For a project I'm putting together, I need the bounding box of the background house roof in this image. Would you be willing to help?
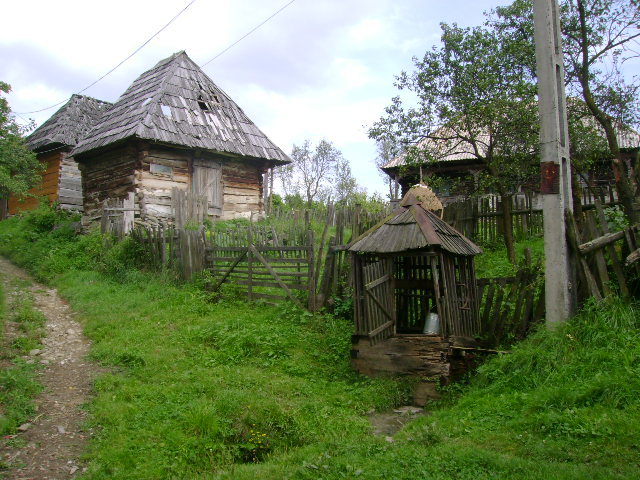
[26,94,112,152]
[72,51,290,165]
[383,120,640,172]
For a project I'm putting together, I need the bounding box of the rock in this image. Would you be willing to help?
[56,425,66,434]
[70,465,79,474]
[385,436,394,443]
[17,423,32,432]
[393,406,423,415]
[40,360,50,365]
[28,349,41,356]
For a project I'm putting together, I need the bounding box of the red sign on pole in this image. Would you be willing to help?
[540,162,559,194]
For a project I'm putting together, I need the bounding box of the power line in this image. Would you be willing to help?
[15,0,197,115]
[201,0,298,67]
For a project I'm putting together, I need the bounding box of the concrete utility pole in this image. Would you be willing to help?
[533,0,576,324]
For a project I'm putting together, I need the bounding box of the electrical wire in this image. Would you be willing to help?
[201,0,298,67]
[15,0,197,115]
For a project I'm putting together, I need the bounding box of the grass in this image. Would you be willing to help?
[1,206,639,479]
[475,235,545,278]
[0,276,45,437]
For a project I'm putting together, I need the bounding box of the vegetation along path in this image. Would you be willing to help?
[0,256,98,479]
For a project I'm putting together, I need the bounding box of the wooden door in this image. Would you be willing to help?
[192,158,223,217]
[362,258,395,343]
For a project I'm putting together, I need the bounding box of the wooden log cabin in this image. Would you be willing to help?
[6,95,111,215]
[348,185,483,395]
[71,51,290,227]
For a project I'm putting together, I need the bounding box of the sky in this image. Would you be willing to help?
[2,0,511,197]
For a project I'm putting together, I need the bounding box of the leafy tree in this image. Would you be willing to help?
[334,156,360,205]
[276,139,344,208]
[370,24,539,262]
[0,82,42,205]
[494,0,640,223]
[373,139,401,201]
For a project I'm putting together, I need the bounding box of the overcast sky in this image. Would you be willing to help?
[3,0,512,197]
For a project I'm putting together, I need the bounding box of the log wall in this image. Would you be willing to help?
[351,335,452,379]
[222,159,265,219]
[58,155,83,210]
[79,140,267,224]
[136,145,191,222]
[78,143,138,219]
[8,151,63,214]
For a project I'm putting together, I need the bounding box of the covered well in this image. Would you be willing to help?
[348,185,482,345]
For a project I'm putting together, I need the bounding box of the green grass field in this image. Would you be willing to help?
[0,206,638,479]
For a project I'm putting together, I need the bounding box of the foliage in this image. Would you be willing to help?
[369,23,539,263]
[0,281,45,436]
[493,0,640,223]
[275,139,369,208]
[0,81,43,200]
[373,139,401,201]
[2,205,640,478]
[276,139,342,206]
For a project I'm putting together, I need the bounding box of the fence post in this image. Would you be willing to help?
[307,228,316,311]
[248,216,254,301]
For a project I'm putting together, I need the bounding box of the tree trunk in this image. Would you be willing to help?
[499,191,516,264]
[570,168,583,227]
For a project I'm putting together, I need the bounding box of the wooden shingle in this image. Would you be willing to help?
[73,51,289,165]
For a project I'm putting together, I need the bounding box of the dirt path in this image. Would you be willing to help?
[0,257,99,480]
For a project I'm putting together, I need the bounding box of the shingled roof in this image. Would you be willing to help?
[348,186,481,256]
[72,51,290,165]
[27,94,112,152]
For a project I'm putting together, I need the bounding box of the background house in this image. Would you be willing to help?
[7,94,111,215]
[382,122,640,206]
[72,51,290,227]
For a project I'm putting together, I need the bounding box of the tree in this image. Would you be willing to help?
[0,82,42,204]
[370,24,539,263]
[334,156,359,205]
[494,0,640,223]
[373,139,401,201]
[277,139,343,207]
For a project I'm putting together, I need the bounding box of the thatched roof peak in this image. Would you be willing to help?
[72,51,290,165]
[400,184,443,211]
[27,94,112,152]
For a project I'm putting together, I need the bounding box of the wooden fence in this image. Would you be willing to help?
[476,253,545,347]
[567,200,639,303]
[443,194,543,245]
[443,184,620,246]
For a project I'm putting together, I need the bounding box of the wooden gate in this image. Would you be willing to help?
[356,258,395,344]
[205,226,316,310]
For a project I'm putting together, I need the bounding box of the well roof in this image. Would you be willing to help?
[27,94,112,152]
[348,187,480,256]
[72,51,290,165]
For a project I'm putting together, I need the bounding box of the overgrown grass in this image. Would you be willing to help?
[1,207,639,479]
[0,277,45,437]
[475,235,545,278]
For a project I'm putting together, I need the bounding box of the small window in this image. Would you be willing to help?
[150,163,173,176]
[197,96,210,112]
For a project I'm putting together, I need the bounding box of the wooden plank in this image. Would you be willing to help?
[591,201,629,297]
[565,210,602,301]
[249,245,304,310]
[367,320,394,338]
[585,213,612,296]
[578,230,626,254]
[210,250,248,291]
